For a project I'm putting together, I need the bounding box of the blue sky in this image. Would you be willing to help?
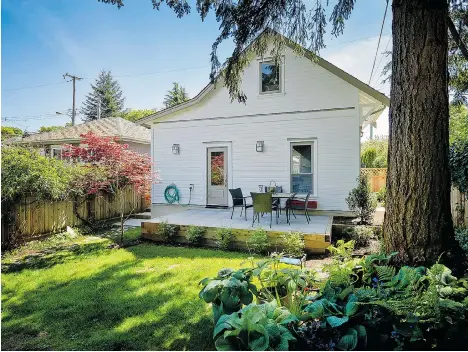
[1,0,391,135]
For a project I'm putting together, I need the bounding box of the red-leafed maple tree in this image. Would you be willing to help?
[64,131,159,244]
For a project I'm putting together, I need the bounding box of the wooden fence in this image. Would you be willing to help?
[451,187,468,227]
[2,186,146,246]
[361,168,467,226]
[361,168,387,193]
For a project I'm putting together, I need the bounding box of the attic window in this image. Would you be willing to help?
[260,61,281,93]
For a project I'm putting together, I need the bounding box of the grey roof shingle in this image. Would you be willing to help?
[16,117,150,145]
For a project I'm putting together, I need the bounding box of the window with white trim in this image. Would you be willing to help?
[260,61,281,93]
[291,142,314,194]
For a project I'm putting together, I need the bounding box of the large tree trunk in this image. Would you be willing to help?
[383,0,457,267]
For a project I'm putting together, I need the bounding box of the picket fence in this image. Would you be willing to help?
[1,186,147,246]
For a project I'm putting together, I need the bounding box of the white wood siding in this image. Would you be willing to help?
[151,46,361,210]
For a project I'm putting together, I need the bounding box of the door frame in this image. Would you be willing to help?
[203,141,232,207]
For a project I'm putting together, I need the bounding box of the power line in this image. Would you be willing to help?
[327,33,390,47]
[371,37,392,87]
[2,81,69,92]
[1,32,393,94]
[368,0,390,85]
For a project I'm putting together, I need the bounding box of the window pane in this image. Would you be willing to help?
[292,174,313,193]
[210,152,224,186]
[261,62,280,92]
[292,145,312,174]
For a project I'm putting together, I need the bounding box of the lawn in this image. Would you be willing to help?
[1,233,254,350]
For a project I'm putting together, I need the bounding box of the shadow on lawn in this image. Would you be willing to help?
[2,259,216,351]
[1,241,112,274]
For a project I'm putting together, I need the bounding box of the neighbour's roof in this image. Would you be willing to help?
[14,117,151,145]
[136,30,389,127]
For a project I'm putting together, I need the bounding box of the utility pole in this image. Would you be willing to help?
[63,73,83,126]
[97,97,101,120]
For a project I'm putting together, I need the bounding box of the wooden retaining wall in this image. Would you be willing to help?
[141,222,331,254]
[2,186,145,245]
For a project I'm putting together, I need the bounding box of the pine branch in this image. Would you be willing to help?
[448,15,468,61]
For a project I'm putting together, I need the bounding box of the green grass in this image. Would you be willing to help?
[1,241,254,350]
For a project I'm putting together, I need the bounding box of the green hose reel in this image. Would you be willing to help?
[164,183,191,205]
[164,184,180,204]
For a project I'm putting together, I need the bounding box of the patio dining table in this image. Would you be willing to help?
[271,193,308,224]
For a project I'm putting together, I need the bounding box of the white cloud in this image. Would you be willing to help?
[322,35,392,139]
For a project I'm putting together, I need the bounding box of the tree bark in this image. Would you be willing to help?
[384,0,458,267]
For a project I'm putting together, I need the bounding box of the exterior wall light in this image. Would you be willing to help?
[172,144,180,154]
[256,141,264,152]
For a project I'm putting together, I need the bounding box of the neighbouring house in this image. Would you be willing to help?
[137,32,389,211]
[6,117,151,157]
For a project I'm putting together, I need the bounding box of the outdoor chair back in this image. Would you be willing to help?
[229,188,244,206]
[251,192,273,213]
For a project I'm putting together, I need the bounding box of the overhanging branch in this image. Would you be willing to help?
[448,15,468,61]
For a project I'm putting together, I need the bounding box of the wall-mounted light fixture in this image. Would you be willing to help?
[172,144,180,154]
[256,141,264,152]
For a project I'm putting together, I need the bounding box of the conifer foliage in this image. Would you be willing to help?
[81,70,125,121]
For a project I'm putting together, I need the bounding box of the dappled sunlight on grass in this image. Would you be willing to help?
[2,243,257,350]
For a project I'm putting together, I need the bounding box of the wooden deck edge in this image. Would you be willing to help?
[141,221,331,254]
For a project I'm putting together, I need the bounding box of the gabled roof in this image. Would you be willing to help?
[136,30,389,127]
[14,117,151,145]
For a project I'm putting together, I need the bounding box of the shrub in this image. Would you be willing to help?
[376,186,386,204]
[360,136,388,168]
[343,225,374,247]
[1,146,77,203]
[157,221,177,243]
[246,228,269,254]
[346,175,377,224]
[455,227,468,257]
[186,226,205,245]
[280,231,305,257]
[215,227,233,250]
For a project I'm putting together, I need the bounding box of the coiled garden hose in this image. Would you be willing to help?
[164,183,192,205]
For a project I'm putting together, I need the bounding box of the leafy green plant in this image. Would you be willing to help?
[360,137,388,168]
[199,268,257,323]
[455,227,468,257]
[157,221,177,243]
[215,228,233,250]
[376,186,386,205]
[1,146,77,204]
[343,225,375,247]
[246,229,269,254]
[346,175,377,224]
[249,253,316,318]
[279,232,305,257]
[213,300,297,351]
[186,225,205,245]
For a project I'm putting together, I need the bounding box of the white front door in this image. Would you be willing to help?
[207,147,228,206]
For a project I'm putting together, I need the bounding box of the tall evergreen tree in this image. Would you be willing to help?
[81,70,125,122]
[99,0,467,267]
[163,82,189,108]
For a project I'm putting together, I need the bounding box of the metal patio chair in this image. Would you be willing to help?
[250,192,279,228]
[286,192,311,224]
[229,188,252,220]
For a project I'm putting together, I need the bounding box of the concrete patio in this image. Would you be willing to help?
[144,204,332,235]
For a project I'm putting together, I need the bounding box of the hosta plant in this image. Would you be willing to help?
[199,268,257,323]
[213,300,298,351]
